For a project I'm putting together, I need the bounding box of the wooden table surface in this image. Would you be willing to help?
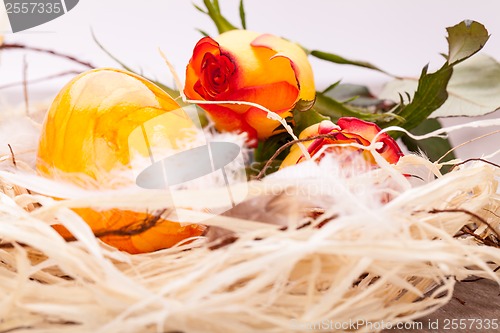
[383,280,500,333]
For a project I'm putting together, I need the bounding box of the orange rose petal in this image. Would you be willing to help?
[235,81,298,140]
[331,131,372,147]
[197,103,258,143]
[190,37,221,75]
[244,107,292,140]
[227,81,299,112]
[337,117,381,142]
[185,31,316,142]
[281,118,403,169]
[280,141,314,169]
[318,120,338,134]
[377,137,404,164]
[185,66,203,100]
[251,34,315,102]
[298,122,321,139]
[337,117,403,163]
[216,31,298,90]
[299,132,380,165]
[185,37,223,101]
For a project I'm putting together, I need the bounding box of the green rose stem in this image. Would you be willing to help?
[308,49,392,76]
[196,0,238,34]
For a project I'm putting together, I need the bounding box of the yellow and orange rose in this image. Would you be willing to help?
[281,117,404,168]
[184,30,315,146]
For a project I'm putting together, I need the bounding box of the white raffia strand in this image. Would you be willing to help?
[1,92,500,332]
[0,152,499,333]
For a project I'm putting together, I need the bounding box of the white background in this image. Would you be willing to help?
[0,0,499,161]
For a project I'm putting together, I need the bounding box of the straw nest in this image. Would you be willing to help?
[0,111,499,333]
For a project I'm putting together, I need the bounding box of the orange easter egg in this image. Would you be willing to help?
[36,68,204,254]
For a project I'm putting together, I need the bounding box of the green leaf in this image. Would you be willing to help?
[213,0,220,12]
[310,50,391,75]
[193,3,208,14]
[264,101,320,157]
[378,64,453,135]
[321,80,341,94]
[199,0,238,34]
[447,20,490,65]
[254,132,291,163]
[196,28,210,37]
[239,0,247,30]
[292,106,329,136]
[434,54,500,117]
[382,54,500,118]
[314,92,396,123]
[92,30,181,99]
[376,20,489,136]
[401,118,456,173]
[294,98,315,112]
[196,105,210,128]
[324,83,396,111]
[91,30,135,73]
[150,80,180,99]
[325,83,373,102]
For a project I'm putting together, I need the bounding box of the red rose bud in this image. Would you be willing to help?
[281,117,404,168]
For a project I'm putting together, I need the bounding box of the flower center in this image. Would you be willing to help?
[199,52,235,98]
